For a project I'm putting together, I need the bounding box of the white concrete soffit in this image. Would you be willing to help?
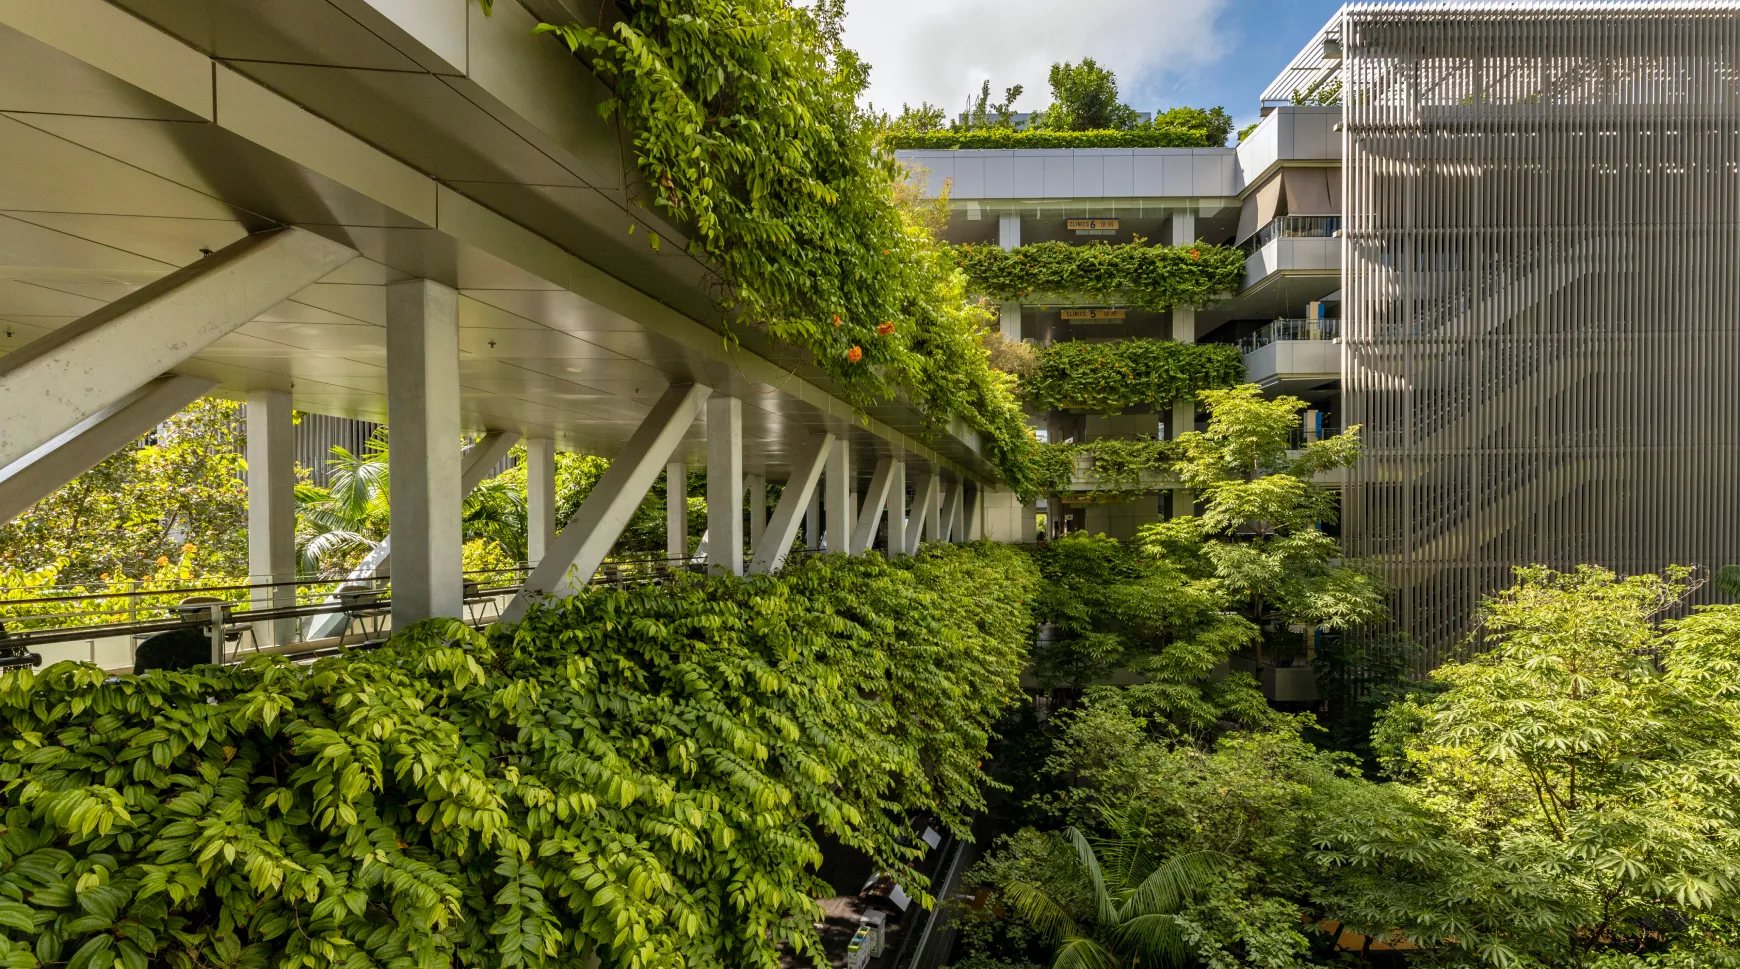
[0,0,983,484]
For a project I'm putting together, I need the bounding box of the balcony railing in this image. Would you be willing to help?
[1240,215,1342,254]
[1239,317,1340,354]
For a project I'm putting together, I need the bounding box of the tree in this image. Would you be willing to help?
[1139,385,1387,670]
[889,100,948,134]
[1315,566,1740,965]
[957,80,1025,130]
[1152,106,1235,147]
[0,397,248,585]
[295,428,391,574]
[1032,59,1139,132]
[1000,826,1220,969]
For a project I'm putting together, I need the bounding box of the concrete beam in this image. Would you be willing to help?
[805,487,822,551]
[0,373,213,524]
[746,473,766,551]
[965,483,984,541]
[526,438,557,566]
[908,472,940,555]
[387,278,464,627]
[850,457,895,555]
[940,479,963,543]
[247,389,297,646]
[749,433,834,574]
[707,396,744,576]
[505,383,711,620]
[0,227,354,468]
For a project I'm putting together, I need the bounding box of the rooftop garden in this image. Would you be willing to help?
[882,59,1235,150]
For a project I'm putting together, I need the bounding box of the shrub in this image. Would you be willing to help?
[886,128,1224,151]
[0,544,1036,969]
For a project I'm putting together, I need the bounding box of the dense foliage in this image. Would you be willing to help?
[957,694,1365,969]
[953,241,1245,312]
[526,1,1040,493]
[0,399,247,585]
[885,58,1233,148]
[886,128,1230,151]
[1316,566,1740,966]
[1031,438,1178,496]
[1017,340,1246,414]
[0,543,1037,969]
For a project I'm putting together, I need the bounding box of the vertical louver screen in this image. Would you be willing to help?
[1341,2,1740,663]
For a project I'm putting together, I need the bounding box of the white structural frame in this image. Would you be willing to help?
[0,228,354,469]
[749,432,834,574]
[505,383,712,620]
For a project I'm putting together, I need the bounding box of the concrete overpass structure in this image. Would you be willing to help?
[0,0,1018,648]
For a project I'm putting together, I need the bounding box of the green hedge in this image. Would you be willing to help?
[0,544,1037,969]
[1019,339,1247,414]
[952,242,1245,313]
[886,128,1222,151]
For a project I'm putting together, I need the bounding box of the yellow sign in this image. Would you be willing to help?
[1066,218,1120,230]
[1061,308,1128,320]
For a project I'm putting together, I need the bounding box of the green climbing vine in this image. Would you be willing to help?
[0,544,1037,969]
[1018,339,1247,414]
[1032,437,1181,495]
[884,128,1225,151]
[953,240,1245,312]
[517,2,1041,496]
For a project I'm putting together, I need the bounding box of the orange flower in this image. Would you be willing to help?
[877,321,896,335]
[847,346,863,363]
[1189,248,1201,261]
[832,314,842,327]
[156,556,169,566]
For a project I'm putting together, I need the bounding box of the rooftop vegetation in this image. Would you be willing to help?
[883,58,1235,150]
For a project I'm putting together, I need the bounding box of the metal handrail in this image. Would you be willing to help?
[1239,317,1341,353]
[1240,214,1342,253]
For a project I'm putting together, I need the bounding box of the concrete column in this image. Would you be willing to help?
[965,484,984,541]
[526,438,557,566]
[1171,210,1196,247]
[746,473,766,551]
[999,213,1021,250]
[707,396,744,575]
[887,459,907,557]
[387,278,463,627]
[825,438,851,554]
[1171,208,1198,521]
[665,459,687,560]
[246,389,296,645]
[805,488,822,550]
[999,301,1022,342]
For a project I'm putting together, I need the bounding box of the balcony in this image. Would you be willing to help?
[1241,317,1341,390]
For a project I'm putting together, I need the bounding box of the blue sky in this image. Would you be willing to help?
[843,0,1344,136]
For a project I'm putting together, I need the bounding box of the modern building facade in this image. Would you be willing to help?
[1326,2,1740,658]
[907,1,1740,662]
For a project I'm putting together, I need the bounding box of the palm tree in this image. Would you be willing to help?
[1002,826,1221,969]
[295,430,390,575]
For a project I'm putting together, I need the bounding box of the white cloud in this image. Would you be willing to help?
[842,0,1234,119]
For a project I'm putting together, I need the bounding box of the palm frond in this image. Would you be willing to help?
[1113,913,1193,969]
[1117,851,1223,924]
[1001,878,1085,948]
[1052,936,1116,969]
[1066,827,1121,929]
[297,529,379,576]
